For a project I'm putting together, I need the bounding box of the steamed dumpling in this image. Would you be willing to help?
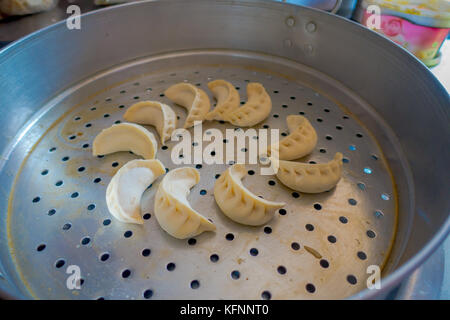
[154,167,216,239]
[268,115,317,160]
[164,83,210,128]
[225,83,272,127]
[275,153,343,193]
[214,164,285,226]
[123,101,177,144]
[106,159,166,224]
[92,122,158,159]
[205,79,240,121]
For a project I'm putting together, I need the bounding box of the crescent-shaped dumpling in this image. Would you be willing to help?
[224,83,272,127]
[275,153,343,193]
[205,80,240,121]
[106,159,166,224]
[164,83,210,128]
[154,167,216,239]
[92,122,158,159]
[123,101,177,144]
[214,164,285,226]
[268,115,318,160]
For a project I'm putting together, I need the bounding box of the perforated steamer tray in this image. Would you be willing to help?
[3,50,398,300]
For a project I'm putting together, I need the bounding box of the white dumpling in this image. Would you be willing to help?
[154,167,216,239]
[92,122,158,159]
[214,164,285,226]
[224,83,272,127]
[268,115,317,160]
[106,159,166,224]
[275,153,343,193]
[164,83,210,128]
[205,79,240,121]
[123,101,177,144]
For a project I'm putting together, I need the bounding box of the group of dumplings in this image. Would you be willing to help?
[162,80,273,127]
[268,115,343,193]
[91,79,343,239]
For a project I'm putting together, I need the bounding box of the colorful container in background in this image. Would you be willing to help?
[354,0,450,67]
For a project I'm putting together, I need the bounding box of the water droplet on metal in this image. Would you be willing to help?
[306,21,317,33]
[374,210,384,218]
[305,43,314,55]
[285,16,295,27]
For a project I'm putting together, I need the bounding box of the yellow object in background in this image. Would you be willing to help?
[355,0,450,67]
[366,0,450,21]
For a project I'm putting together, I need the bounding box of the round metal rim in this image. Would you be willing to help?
[0,0,449,300]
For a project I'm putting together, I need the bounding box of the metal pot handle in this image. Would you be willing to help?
[331,0,342,14]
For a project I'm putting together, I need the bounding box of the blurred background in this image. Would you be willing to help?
[0,1,448,68]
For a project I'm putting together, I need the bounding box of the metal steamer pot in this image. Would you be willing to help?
[0,0,448,299]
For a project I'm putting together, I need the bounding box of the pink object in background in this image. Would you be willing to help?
[361,12,449,65]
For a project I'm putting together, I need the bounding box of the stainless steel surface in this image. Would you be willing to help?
[441,238,450,299]
[0,0,449,299]
[426,40,450,301]
[0,0,344,42]
[384,38,450,301]
[2,55,398,299]
[366,25,450,303]
[393,244,444,300]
